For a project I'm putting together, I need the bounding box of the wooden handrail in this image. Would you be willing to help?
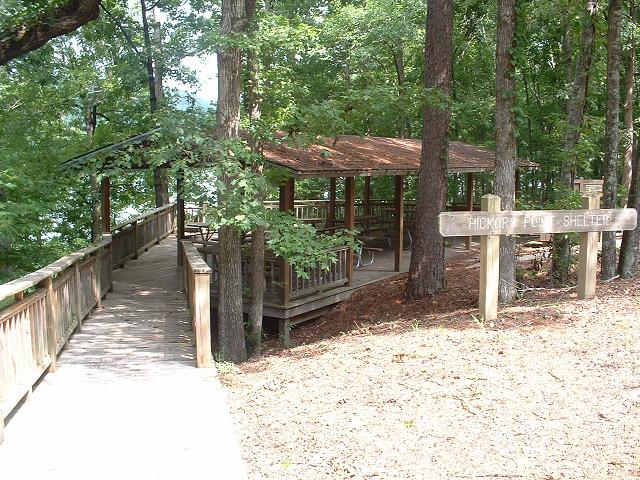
[1,204,177,443]
[110,202,176,232]
[181,240,213,368]
[110,204,176,268]
[0,238,111,303]
[0,234,114,443]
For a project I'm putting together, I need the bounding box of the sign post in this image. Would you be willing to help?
[479,195,500,321]
[577,194,600,299]
[439,194,637,319]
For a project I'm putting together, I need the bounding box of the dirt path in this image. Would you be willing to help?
[223,262,640,479]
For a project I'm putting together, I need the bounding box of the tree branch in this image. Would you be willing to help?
[0,0,101,66]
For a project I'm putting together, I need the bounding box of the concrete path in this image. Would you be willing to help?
[0,238,247,480]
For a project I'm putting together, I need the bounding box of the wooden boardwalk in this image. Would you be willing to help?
[0,238,247,480]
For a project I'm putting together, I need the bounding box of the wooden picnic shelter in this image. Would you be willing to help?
[60,131,538,343]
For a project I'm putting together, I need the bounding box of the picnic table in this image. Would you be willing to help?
[187,222,215,242]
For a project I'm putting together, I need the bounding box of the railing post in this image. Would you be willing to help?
[92,253,101,310]
[156,210,161,244]
[103,234,113,292]
[0,400,4,444]
[40,277,58,372]
[193,272,213,368]
[280,259,291,305]
[133,220,139,260]
[74,261,83,331]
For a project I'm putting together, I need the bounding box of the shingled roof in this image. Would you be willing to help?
[262,135,538,178]
[60,129,538,177]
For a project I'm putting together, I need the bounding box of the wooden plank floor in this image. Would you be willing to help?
[0,237,247,480]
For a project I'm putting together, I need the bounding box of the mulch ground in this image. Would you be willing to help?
[221,250,640,479]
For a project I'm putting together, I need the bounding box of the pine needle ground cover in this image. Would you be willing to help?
[221,254,640,480]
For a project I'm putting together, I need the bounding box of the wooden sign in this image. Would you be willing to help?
[439,208,637,237]
[439,194,638,321]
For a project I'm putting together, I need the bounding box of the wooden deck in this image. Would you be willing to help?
[261,238,475,344]
[0,238,247,480]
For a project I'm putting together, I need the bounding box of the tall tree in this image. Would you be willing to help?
[618,134,640,276]
[406,0,453,299]
[554,0,597,282]
[217,0,249,362]
[140,0,169,207]
[601,0,623,280]
[622,0,636,206]
[245,0,265,356]
[494,0,518,302]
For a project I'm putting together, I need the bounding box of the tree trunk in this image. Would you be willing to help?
[406,0,452,299]
[601,0,623,280]
[622,0,636,207]
[554,1,597,282]
[391,45,410,138]
[618,133,640,276]
[494,0,518,302]
[140,0,168,207]
[0,0,100,65]
[85,102,101,243]
[216,0,248,363]
[246,1,264,357]
[560,1,597,187]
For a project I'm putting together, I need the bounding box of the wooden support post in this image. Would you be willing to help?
[0,400,4,444]
[465,172,475,250]
[279,319,291,347]
[101,177,111,233]
[279,177,295,212]
[156,210,161,244]
[363,177,372,216]
[394,175,404,272]
[132,220,139,260]
[345,177,355,285]
[177,169,185,266]
[92,254,101,310]
[74,262,83,330]
[328,178,337,227]
[479,194,500,321]
[41,277,58,372]
[193,273,213,368]
[102,233,113,292]
[279,178,295,305]
[577,194,600,299]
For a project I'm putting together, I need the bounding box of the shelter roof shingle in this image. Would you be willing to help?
[262,135,538,178]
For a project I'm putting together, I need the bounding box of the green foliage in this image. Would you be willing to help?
[265,211,359,277]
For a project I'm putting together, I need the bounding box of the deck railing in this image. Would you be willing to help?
[289,246,350,300]
[0,237,113,443]
[193,241,351,306]
[111,203,176,268]
[181,241,213,368]
[0,203,178,443]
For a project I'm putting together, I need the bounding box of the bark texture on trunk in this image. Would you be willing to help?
[494,0,518,302]
[0,0,100,65]
[139,1,169,206]
[554,1,597,282]
[216,0,249,363]
[406,0,452,299]
[246,8,265,356]
[560,1,597,186]
[622,0,636,206]
[601,0,623,280]
[619,134,640,276]
[86,102,101,242]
